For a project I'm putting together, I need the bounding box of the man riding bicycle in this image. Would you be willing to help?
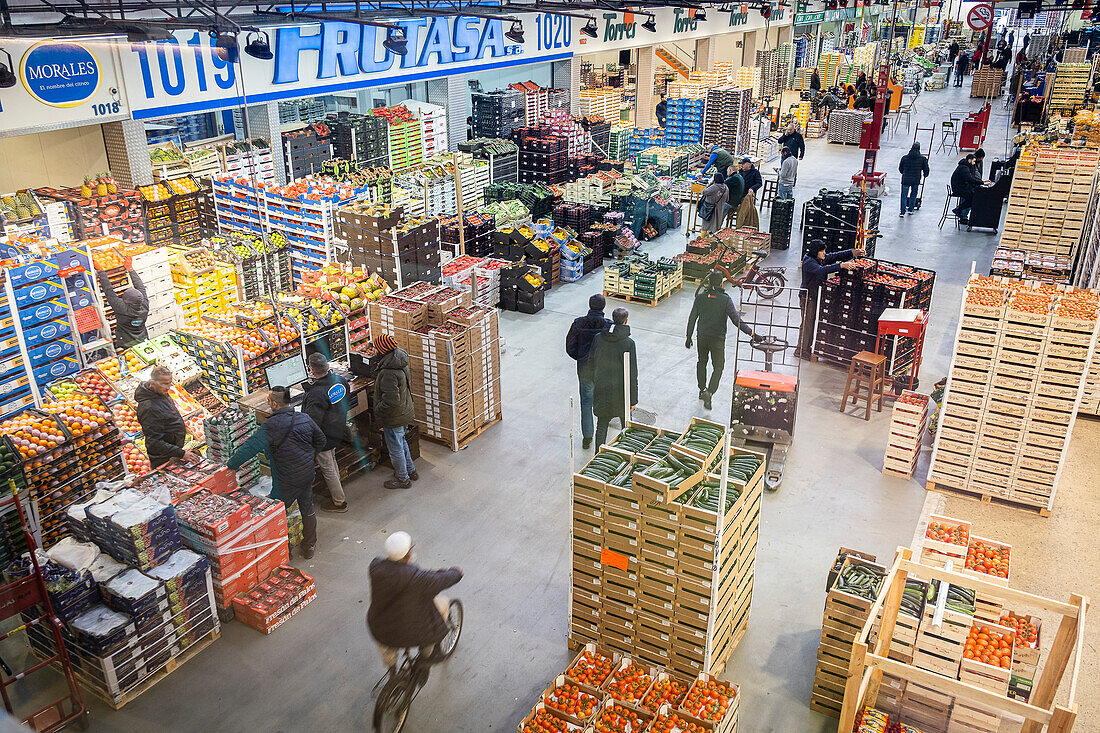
[367,532,463,672]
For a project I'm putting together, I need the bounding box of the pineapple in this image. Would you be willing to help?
[95,174,108,196]
[106,174,118,194]
[80,177,93,197]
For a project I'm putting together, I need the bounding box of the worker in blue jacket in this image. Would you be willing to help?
[795,239,864,359]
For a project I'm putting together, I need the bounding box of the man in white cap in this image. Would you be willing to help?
[367,531,463,672]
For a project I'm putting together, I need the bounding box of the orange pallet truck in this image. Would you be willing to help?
[0,488,88,731]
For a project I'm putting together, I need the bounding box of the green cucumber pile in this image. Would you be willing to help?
[899,579,925,619]
[834,563,886,600]
[691,479,742,513]
[608,464,639,488]
[641,432,680,458]
[716,455,762,483]
[610,427,657,453]
[931,581,976,616]
[580,452,629,481]
[678,423,724,455]
[641,452,702,487]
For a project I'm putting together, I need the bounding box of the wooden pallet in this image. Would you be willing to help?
[925,480,1051,517]
[421,413,503,452]
[603,288,678,307]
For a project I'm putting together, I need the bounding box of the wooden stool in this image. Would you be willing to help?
[841,351,887,420]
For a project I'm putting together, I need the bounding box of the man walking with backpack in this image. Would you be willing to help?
[566,294,612,449]
[302,352,351,512]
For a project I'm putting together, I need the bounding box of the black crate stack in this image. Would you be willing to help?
[458,138,519,184]
[703,87,753,155]
[282,124,333,180]
[499,263,548,314]
[337,206,442,285]
[770,197,795,250]
[514,128,569,185]
[442,213,495,257]
[569,154,603,180]
[581,117,612,153]
[472,89,525,139]
[813,259,936,379]
[802,189,881,258]
[329,113,389,166]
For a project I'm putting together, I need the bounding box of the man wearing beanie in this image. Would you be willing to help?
[373,333,417,489]
[565,293,611,449]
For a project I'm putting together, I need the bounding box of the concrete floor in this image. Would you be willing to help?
[10,84,1098,732]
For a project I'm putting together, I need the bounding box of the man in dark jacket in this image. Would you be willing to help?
[686,272,760,410]
[796,240,863,359]
[566,294,612,449]
[778,123,806,160]
[739,157,763,195]
[302,352,350,512]
[372,333,417,490]
[810,68,821,92]
[591,308,638,448]
[227,387,326,558]
[368,531,462,672]
[898,142,930,216]
[97,261,149,349]
[702,145,737,177]
[135,365,199,469]
[951,155,983,224]
[724,165,745,227]
[954,53,969,86]
[656,94,668,128]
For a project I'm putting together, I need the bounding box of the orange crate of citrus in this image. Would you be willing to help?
[0,411,68,458]
[42,392,112,438]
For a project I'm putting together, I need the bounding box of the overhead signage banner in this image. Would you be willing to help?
[574,4,790,53]
[0,37,128,136]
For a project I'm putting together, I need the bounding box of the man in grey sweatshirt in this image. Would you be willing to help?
[777,146,798,200]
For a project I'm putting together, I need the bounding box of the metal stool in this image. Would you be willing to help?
[841,351,887,421]
[938,120,958,154]
[894,100,915,133]
[939,184,963,229]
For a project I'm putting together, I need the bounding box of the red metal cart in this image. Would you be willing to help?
[0,490,87,731]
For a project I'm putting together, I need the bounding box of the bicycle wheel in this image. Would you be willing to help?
[373,676,411,733]
[436,599,464,660]
[754,272,785,300]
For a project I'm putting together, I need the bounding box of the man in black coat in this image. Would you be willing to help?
[739,157,763,195]
[135,365,200,468]
[368,531,462,672]
[373,333,418,490]
[228,387,326,558]
[686,272,760,410]
[302,352,350,512]
[778,123,806,160]
[656,93,668,128]
[591,308,638,447]
[97,261,150,349]
[951,154,983,224]
[796,240,863,359]
[898,142,930,216]
[565,294,611,449]
[810,68,821,92]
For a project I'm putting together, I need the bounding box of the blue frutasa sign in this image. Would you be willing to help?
[22,41,101,107]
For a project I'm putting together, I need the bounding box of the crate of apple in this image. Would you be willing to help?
[0,411,69,459]
[604,659,653,704]
[43,393,112,438]
[681,675,737,724]
[122,441,152,475]
[542,676,599,722]
[111,403,142,437]
[75,369,120,403]
[48,379,79,399]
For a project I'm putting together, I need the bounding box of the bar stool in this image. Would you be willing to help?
[939,184,962,229]
[841,351,887,420]
[938,119,958,154]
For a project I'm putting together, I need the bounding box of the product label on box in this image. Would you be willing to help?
[20,299,68,328]
[22,319,71,348]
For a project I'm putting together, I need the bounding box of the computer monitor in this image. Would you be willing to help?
[265,354,308,391]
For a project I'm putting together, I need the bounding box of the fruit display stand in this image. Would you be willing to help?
[1000,144,1098,259]
[1047,63,1091,112]
[882,391,930,479]
[37,185,147,246]
[516,646,738,733]
[836,546,1086,733]
[336,203,442,288]
[926,275,1100,514]
[571,421,763,678]
[169,248,237,324]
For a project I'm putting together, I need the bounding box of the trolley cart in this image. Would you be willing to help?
[911,125,935,210]
[0,488,88,732]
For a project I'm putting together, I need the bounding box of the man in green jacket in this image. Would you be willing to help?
[373,333,418,490]
[686,272,762,410]
[591,308,638,447]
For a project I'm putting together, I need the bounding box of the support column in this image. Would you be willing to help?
[552,59,581,116]
[102,119,153,189]
[243,102,287,185]
[780,24,794,44]
[695,37,714,72]
[428,75,468,150]
[742,31,757,66]
[636,45,656,128]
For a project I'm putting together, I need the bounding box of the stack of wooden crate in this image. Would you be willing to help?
[882,391,930,479]
[571,420,764,679]
[927,275,1100,513]
[1049,63,1092,110]
[970,67,1004,97]
[1000,144,1098,258]
[810,554,886,718]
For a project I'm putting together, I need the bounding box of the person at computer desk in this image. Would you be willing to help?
[302,352,351,513]
[135,365,200,469]
[227,387,326,560]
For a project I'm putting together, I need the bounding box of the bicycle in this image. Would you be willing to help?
[372,599,464,733]
[704,248,787,300]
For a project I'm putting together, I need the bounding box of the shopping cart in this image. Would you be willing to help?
[0,488,87,731]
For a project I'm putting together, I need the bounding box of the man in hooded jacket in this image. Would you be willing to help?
[951,155,983,224]
[373,333,418,490]
[97,262,149,348]
[591,308,638,448]
[302,352,351,512]
[898,142,930,216]
[565,294,612,448]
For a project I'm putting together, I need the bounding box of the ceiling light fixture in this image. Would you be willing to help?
[582,16,599,37]
[506,19,525,43]
[244,29,273,60]
[695,7,708,21]
[383,26,408,56]
[210,29,239,63]
[642,14,657,31]
[0,51,14,89]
